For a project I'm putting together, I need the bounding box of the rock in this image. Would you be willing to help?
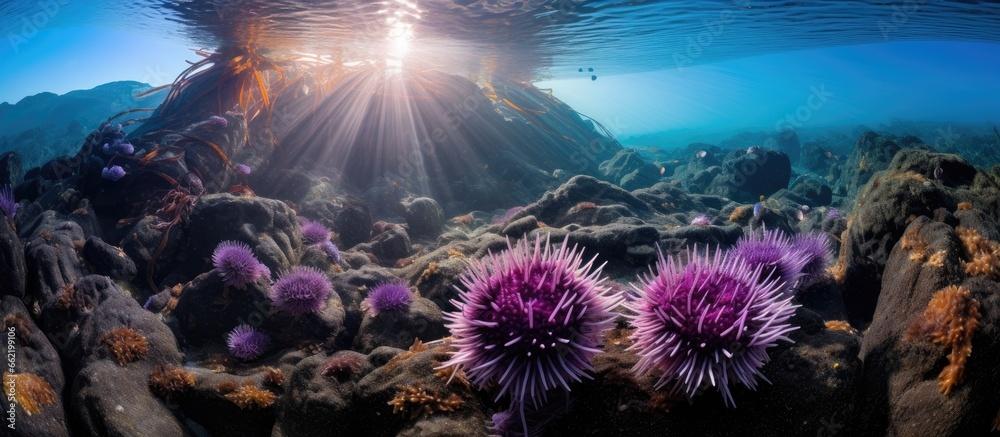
[599,149,660,190]
[786,175,833,207]
[0,218,26,298]
[353,297,448,352]
[171,270,345,349]
[403,197,445,239]
[37,275,187,437]
[521,175,654,226]
[169,366,286,437]
[837,131,928,198]
[1,296,71,437]
[858,216,1000,436]
[834,149,1000,325]
[23,215,85,310]
[369,225,412,262]
[706,149,791,203]
[501,215,540,238]
[335,201,373,248]
[279,341,487,437]
[82,236,137,281]
[0,151,23,186]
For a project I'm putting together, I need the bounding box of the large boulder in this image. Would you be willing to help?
[705,149,792,203]
[599,149,661,190]
[403,197,445,239]
[858,216,1000,436]
[0,218,26,298]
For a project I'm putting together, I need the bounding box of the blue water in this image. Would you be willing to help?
[1,0,999,139]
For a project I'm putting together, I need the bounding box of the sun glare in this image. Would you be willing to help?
[381,0,421,73]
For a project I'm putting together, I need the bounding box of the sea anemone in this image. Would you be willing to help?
[0,185,17,219]
[690,214,712,226]
[212,241,270,289]
[101,165,126,181]
[791,232,834,277]
[226,324,269,360]
[441,235,621,424]
[320,240,341,263]
[627,246,798,406]
[728,228,808,293]
[299,218,331,245]
[363,281,413,316]
[269,266,333,314]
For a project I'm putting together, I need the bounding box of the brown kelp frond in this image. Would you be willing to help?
[101,327,150,366]
[3,372,57,416]
[166,131,233,169]
[905,285,981,395]
[149,365,196,400]
[824,320,858,335]
[388,385,464,419]
[224,384,277,409]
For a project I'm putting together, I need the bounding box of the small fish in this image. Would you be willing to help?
[797,209,806,222]
[934,166,944,180]
[588,67,594,72]
[578,68,583,72]
[746,145,761,154]
[591,75,597,81]
[659,166,666,176]
[753,202,764,219]
[696,150,708,159]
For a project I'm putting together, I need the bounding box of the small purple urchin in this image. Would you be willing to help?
[299,218,331,245]
[226,324,269,360]
[212,241,270,288]
[728,228,808,293]
[0,185,17,219]
[270,266,333,314]
[363,281,412,316]
[441,235,621,415]
[627,246,799,407]
[791,232,834,277]
[320,240,341,263]
[690,214,711,226]
[101,165,126,181]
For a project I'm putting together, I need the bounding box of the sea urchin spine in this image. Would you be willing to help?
[627,246,798,407]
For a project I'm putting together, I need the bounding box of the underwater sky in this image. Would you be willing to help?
[1,1,998,141]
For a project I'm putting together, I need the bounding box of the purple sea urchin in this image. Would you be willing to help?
[729,228,808,293]
[226,324,269,360]
[442,236,621,415]
[320,240,341,263]
[0,185,17,219]
[690,214,711,226]
[212,241,270,289]
[363,282,413,316]
[270,266,333,314]
[627,246,798,406]
[101,165,126,181]
[235,163,252,175]
[299,218,331,245]
[791,232,834,277]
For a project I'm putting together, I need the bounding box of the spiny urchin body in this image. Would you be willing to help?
[442,235,621,410]
[320,240,341,263]
[791,232,833,277]
[101,165,126,181]
[363,281,412,316]
[212,241,270,288]
[627,246,798,406]
[690,214,711,226]
[728,228,808,293]
[299,218,331,245]
[226,324,269,360]
[270,266,333,314]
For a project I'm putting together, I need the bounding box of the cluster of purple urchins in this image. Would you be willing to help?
[212,241,271,288]
[442,235,621,432]
[270,266,333,314]
[298,218,341,262]
[627,246,799,407]
[363,281,413,316]
[729,228,832,293]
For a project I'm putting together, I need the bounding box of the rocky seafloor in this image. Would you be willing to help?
[1,74,1000,437]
